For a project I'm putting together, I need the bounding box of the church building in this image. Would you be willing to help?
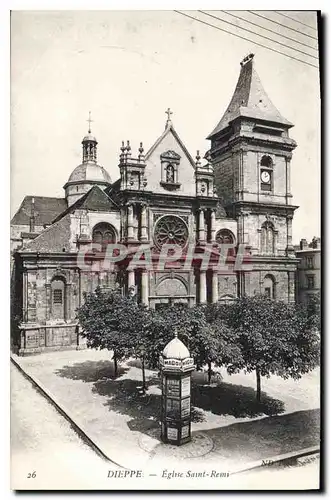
[11,54,299,355]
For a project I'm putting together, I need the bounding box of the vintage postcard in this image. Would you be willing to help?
[10,9,321,491]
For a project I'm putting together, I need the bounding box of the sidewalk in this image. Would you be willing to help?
[11,348,320,473]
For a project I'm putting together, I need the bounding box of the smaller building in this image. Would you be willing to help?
[295,237,321,304]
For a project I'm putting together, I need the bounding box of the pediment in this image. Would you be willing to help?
[160,150,181,161]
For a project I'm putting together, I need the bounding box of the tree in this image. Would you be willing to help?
[77,286,148,378]
[228,295,320,402]
[143,304,241,384]
[143,305,217,372]
[142,305,194,370]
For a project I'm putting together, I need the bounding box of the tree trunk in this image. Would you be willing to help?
[113,351,118,378]
[208,361,212,385]
[256,368,261,402]
[142,356,147,393]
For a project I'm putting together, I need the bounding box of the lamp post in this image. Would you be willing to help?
[159,331,195,446]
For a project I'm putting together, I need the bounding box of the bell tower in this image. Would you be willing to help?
[206,54,299,301]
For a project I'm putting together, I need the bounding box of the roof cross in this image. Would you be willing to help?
[165,107,173,122]
[87,111,93,133]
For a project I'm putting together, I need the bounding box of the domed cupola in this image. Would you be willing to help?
[64,113,112,207]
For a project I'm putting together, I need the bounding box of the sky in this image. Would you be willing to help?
[10,10,320,243]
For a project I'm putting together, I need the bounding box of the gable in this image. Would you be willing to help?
[78,185,119,212]
[144,126,196,197]
[53,185,119,224]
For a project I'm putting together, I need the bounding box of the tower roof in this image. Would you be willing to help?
[82,132,97,143]
[207,54,293,139]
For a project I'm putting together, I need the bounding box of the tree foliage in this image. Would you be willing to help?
[225,295,320,400]
[77,286,148,376]
[76,287,320,400]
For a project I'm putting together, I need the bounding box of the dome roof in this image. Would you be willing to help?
[82,133,97,143]
[68,163,112,184]
[162,333,190,360]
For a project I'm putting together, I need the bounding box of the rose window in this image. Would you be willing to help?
[154,215,188,248]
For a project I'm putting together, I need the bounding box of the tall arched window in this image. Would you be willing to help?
[51,276,66,320]
[263,274,276,299]
[261,222,275,255]
[92,223,116,251]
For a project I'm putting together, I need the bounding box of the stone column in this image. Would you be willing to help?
[127,203,134,240]
[212,271,218,303]
[210,209,216,243]
[140,204,148,241]
[141,270,149,305]
[45,283,51,321]
[65,283,72,320]
[285,157,292,204]
[198,209,205,244]
[23,271,28,322]
[127,269,135,291]
[199,270,207,304]
[257,228,262,255]
[286,216,294,255]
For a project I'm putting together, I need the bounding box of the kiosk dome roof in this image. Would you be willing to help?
[162,333,190,360]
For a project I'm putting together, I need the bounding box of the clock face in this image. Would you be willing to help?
[261,170,271,183]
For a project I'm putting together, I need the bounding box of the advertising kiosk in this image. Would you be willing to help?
[160,332,195,446]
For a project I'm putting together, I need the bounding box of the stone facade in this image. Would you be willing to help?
[11,54,301,355]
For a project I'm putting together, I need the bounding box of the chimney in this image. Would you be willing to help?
[300,238,308,250]
[310,237,321,249]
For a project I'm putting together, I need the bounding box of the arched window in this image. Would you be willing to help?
[92,223,116,251]
[51,276,66,320]
[260,156,273,192]
[216,229,235,245]
[260,155,273,168]
[166,164,175,183]
[216,229,236,257]
[261,222,275,255]
[263,274,276,299]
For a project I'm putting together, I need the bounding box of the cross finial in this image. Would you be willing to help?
[87,111,93,133]
[165,107,173,126]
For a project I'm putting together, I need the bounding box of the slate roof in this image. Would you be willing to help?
[104,178,122,204]
[207,57,293,139]
[11,196,67,226]
[52,185,119,224]
[19,213,72,253]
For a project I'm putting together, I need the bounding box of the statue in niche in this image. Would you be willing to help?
[166,164,175,183]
